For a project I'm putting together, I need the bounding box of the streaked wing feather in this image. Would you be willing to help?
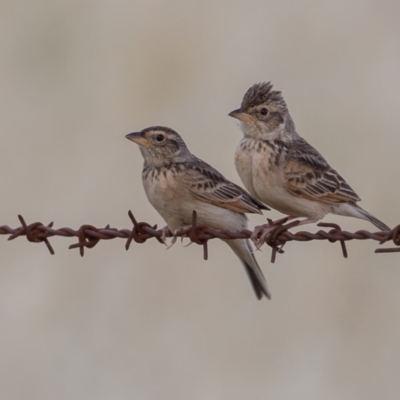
[284,137,361,204]
[184,159,269,214]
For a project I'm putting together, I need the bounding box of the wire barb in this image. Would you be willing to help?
[317,222,348,258]
[0,211,399,262]
[8,215,55,255]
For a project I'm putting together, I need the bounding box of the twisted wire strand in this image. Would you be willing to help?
[1,211,399,263]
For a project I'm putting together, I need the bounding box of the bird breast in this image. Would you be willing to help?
[235,138,329,219]
[142,166,247,232]
[235,138,283,200]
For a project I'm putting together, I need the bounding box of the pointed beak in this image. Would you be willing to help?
[125,131,150,147]
[228,108,255,123]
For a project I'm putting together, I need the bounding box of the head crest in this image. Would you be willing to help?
[241,82,284,109]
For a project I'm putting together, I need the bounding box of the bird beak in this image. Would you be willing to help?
[125,131,150,147]
[228,108,255,123]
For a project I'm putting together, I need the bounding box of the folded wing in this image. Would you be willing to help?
[183,159,269,214]
[284,137,361,204]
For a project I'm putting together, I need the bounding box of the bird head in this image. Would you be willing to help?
[126,126,190,166]
[229,82,294,138]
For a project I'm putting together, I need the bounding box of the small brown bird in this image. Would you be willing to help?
[126,126,271,300]
[229,82,389,235]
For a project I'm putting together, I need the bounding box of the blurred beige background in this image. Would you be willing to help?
[1,1,400,399]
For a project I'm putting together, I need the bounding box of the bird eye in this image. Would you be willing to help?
[260,107,268,116]
[155,134,165,142]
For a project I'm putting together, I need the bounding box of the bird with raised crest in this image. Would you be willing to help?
[229,82,389,246]
[126,126,271,300]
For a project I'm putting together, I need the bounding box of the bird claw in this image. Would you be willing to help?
[160,226,172,246]
[251,224,273,250]
[166,236,178,250]
[165,225,193,250]
[251,217,304,251]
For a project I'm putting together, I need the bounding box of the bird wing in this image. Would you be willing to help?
[284,137,361,204]
[182,159,269,214]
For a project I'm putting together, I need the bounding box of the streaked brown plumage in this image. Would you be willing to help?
[126,126,271,300]
[229,82,389,233]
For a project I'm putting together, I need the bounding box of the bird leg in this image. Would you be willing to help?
[251,216,318,250]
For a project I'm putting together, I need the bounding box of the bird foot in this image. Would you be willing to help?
[165,225,193,250]
[166,236,178,250]
[250,216,299,250]
[251,224,274,250]
[160,226,172,247]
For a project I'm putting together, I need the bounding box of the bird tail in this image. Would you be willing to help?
[224,239,271,300]
[333,202,390,232]
[356,206,390,232]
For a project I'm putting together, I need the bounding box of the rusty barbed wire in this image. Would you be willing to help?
[0,211,399,263]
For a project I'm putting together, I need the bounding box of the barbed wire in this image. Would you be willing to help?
[1,211,399,263]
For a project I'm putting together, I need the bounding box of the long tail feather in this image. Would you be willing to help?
[357,207,390,232]
[333,203,390,232]
[224,239,271,300]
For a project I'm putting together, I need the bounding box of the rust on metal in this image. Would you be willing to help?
[0,211,399,262]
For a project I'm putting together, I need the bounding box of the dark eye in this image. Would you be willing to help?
[260,107,268,116]
[155,134,165,142]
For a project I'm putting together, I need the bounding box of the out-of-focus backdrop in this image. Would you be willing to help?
[1,1,400,399]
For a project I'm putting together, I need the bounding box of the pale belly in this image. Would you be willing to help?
[143,170,247,232]
[235,145,328,219]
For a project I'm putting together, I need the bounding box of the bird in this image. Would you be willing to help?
[125,126,271,300]
[229,82,389,240]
